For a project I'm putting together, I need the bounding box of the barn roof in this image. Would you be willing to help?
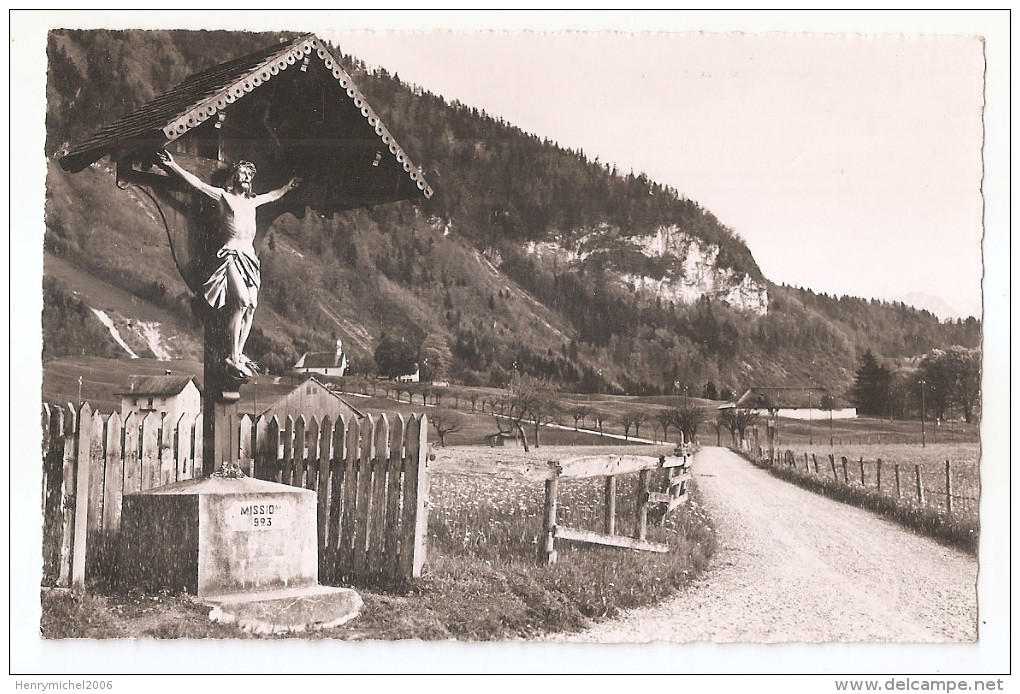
[236,379,297,413]
[116,375,200,397]
[236,376,364,420]
[296,351,345,369]
[733,386,831,410]
[58,34,432,211]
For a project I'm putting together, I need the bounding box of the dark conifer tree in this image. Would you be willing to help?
[851,349,892,416]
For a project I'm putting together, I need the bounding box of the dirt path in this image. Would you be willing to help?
[546,446,978,643]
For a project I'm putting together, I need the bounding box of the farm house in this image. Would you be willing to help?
[730,386,857,420]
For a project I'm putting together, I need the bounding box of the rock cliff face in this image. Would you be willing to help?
[526,225,769,315]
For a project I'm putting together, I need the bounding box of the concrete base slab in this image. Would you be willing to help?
[203,585,363,635]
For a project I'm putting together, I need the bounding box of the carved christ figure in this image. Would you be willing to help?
[156,150,300,378]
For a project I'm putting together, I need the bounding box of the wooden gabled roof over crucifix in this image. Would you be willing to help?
[58,33,434,298]
[58,33,433,216]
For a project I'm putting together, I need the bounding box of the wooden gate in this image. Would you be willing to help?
[542,449,692,564]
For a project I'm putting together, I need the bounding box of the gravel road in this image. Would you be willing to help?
[546,446,978,643]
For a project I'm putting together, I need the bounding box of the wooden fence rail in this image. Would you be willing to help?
[770,432,977,448]
[541,447,693,565]
[429,444,694,565]
[41,403,430,589]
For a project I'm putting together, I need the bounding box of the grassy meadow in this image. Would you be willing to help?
[415,447,715,638]
[767,414,980,448]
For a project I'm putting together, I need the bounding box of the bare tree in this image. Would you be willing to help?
[669,402,706,444]
[430,408,466,447]
[619,413,639,440]
[718,407,760,445]
[493,374,555,452]
[633,412,647,440]
[656,409,673,444]
[527,389,560,448]
[717,408,738,446]
[568,403,592,430]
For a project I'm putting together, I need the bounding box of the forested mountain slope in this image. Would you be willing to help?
[42,29,979,398]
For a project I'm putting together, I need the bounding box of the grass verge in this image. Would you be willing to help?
[40,588,251,639]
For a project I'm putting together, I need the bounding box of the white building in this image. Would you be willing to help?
[396,365,420,383]
[294,339,348,378]
[731,386,857,420]
[117,374,202,424]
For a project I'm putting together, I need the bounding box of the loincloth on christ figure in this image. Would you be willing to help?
[202,246,261,309]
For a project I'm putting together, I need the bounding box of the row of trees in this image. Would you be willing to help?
[716,407,762,445]
[333,372,716,449]
[852,347,981,423]
[471,392,734,450]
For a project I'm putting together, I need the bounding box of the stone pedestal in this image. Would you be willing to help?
[118,476,318,596]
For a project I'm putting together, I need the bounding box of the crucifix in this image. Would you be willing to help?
[59,34,433,478]
[155,151,299,381]
[150,150,303,475]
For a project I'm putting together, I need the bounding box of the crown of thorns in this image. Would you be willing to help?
[231,161,257,175]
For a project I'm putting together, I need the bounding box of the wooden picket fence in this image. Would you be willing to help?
[41,402,430,589]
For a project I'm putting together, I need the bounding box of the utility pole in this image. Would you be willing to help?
[808,388,813,446]
[919,379,926,448]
